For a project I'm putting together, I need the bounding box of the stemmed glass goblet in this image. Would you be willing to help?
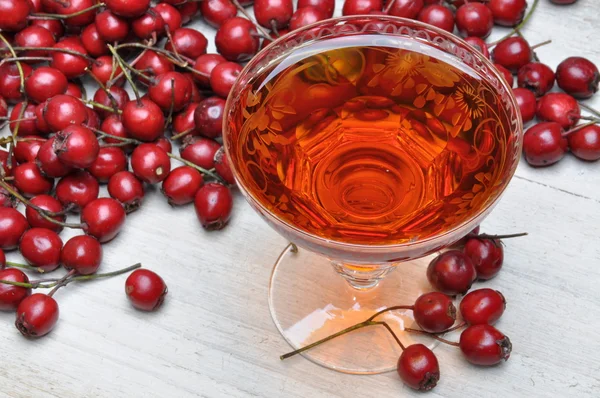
[223,16,522,374]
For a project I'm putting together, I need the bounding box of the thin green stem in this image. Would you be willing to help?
[47,269,76,297]
[477,232,528,240]
[580,103,600,119]
[30,2,104,19]
[108,45,141,102]
[230,0,272,39]
[0,56,52,66]
[562,120,598,137]
[11,47,97,64]
[404,328,460,347]
[168,153,225,183]
[85,100,123,115]
[170,128,195,140]
[366,305,415,322]
[5,261,45,273]
[0,33,25,96]
[165,78,176,128]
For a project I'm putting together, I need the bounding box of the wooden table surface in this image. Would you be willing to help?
[1,1,599,397]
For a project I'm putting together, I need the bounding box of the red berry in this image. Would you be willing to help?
[536,92,580,129]
[297,0,334,17]
[153,3,182,32]
[88,147,128,183]
[148,71,192,112]
[180,136,221,169]
[254,0,294,29]
[55,170,100,212]
[69,83,86,102]
[487,0,527,26]
[426,250,477,295]
[81,24,109,57]
[9,102,38,136]
[387,0,423,18]
[0,208,29,250]
[13,162,53,197]
[289,6,328,31]
[456,3,493,38]
[14,138,45,164]
[81,198,126,243]
[413,292,456,333]
[53,125,99,169]
[459,324,511,365]
[567,124,600,161]
[193,53,226,87]
[25,66,68,104]
[463,237,504,280]
[460,288,505,325]
[95,10,130,42]
[15,293,59,338]
[199,0,237,28]
[555,56,600,99]
[194,97,225,138]
[61,235,103,275]
[517,62,555,97]
[0,63,33,103]
[122,98,165,142]
[131,143,171,183]
[0,0,32,32]
[93,86,130,119]
[522,122,568,166]
[154,136,173,154]
[397,344,439,391]
[165,27,208,59]
[464,37,489,59]
[55,0,96,26]
[0,268,31,310]
[210,62,242,98]
[342,0,382,15]
[492,36,531,73]
[494,63,514,87]
[0,96,7,119]
[161,165,203,205]
[50,38,90,79]
[19,228,63,272]
[214,146,234,184]
[43,94,89,133]
[105,0,150,18]
[418,5,455,33]
[108,171,145,212]
[177,1,199,24]
[90,56,123,86]
[25,194,65,233]
[100,115,134,152]
[125,269,167,311]
[194,182,233,230]
[215,17,259,62]
[132,9,166,39]
[15,25,56,59]
[513,87,536,123]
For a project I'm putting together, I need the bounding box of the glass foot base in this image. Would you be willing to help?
[269,245,441,374]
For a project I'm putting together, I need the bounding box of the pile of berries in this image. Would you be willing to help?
[281,228,520,392]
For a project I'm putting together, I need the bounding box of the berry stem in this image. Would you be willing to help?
[165,78,176,129]
[529,39,552,51]
[0,263,142,289]
[29,2,105,19]
[88,126,141,145]
[579,103,600,119]
[490,0,539,45]
[404,327,460,346]
[85,100,123,114]
[366,305,415,322]
[164,26,186,64]
[107,45,141,103]
[11,47,98,64]
[86,69,120,112]
[167,153,226,183]
[5,261,45,273]
[170,127,195,140]
[280,320,400,360]
[562,120,598,137]
[0,179,84,229]
[7,99,27,169]
[47,269,76,297]
[115,43,193,67]
[476,232,528,240]
[0,56,52,66]
[384,0,397,14]
[270,20,280,38]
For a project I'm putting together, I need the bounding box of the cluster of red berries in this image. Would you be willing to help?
[281,228,518,391]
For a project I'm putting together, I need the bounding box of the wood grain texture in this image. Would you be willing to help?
[1,1,599,397]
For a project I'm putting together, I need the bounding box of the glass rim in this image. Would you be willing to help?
[223,15,523,252]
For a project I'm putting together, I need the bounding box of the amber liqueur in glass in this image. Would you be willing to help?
[228,36,515,245]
